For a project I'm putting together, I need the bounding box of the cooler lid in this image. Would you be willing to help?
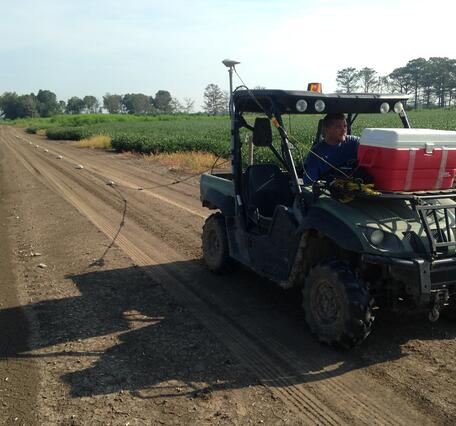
[359,128,456,149]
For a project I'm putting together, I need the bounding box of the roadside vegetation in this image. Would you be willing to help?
[8,109,456,167]
[72,135,112,149]
[2,53,455,168]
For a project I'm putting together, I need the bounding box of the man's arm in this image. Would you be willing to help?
[303,148,324,185]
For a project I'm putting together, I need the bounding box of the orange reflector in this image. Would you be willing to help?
[271,117,280,128]
[307,82,322,93]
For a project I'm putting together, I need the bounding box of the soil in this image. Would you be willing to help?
[1,125,456,425]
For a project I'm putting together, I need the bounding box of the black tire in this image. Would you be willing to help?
[202,213,234,274]
[302,259,374,348]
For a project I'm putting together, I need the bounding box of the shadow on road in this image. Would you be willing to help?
[2,259,456,399]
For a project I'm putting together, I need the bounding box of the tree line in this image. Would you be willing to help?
[3,57,454,120]
[0,90,199,120]
[0,84,229,119]
[336,57,456,108]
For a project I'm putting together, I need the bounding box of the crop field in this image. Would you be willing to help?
[9,108,456,163]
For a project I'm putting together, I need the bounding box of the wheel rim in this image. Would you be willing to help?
[313,280,341,326]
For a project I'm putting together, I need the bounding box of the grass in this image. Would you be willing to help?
[7,109,456,172]
[147,151,229,173]
[72,135,112,149]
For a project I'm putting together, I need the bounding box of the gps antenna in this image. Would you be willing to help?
[222,59,240,115]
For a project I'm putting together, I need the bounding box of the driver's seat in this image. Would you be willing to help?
[243,164,294,219]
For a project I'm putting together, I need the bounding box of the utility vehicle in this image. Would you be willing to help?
[200,76,456,347]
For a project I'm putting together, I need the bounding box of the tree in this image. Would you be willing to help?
[169,97,183,113]
[66,97,85,114]
[0,92,20,119]
[377,75,393,93]
[182,97,195,114]
[403,58,427,108]
[58,100,66,113]
[36,89,60,117]
[103,94,123,114]
[153,90,173,113]
[0,92,38,119]
[420,62,435,108]
[203,84,226,115]
[122,93,151,114]
[448,72,456,106]
[358,67,378,93]
[389,67,413,94]
[83,95,100,113]
[220,91,230,114]
[18,94,39,118]
[336,68,360,93]
[428,57,456,108]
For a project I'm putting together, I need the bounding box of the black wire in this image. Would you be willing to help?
[115,155,231,192]
[87,155,233,268]
[90,184,127,267]
[89,154,231,264]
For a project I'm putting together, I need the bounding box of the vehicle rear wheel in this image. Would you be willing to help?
[202,213,234,274]
[302,259,374,348]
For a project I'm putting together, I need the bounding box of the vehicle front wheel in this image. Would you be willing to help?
[202,213,234,274]
[302,259,374,348]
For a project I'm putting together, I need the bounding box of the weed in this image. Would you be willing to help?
[72,135,112,149]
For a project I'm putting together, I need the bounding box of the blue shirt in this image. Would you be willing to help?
[303,135,360,185]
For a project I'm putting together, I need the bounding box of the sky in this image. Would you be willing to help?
[2,0,456,110]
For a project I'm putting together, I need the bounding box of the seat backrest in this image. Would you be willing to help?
[252,117,272,147]
[243,164,293,217]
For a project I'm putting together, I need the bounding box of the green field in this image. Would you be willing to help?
[9,109,456,163]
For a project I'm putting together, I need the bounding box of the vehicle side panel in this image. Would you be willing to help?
[200,173,235,216]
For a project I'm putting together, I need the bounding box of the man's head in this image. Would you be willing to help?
[322,113,347,145]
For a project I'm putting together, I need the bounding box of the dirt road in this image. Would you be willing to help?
[1,125,456,425]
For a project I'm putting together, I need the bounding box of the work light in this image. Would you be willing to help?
[380,102,390,113]
[296,99,308,112]
[314,100,325,113]
[394,102,404,113]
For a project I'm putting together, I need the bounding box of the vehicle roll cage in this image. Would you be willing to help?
[230,90,411,210]
[231,99,302,217]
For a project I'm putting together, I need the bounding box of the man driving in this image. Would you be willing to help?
[303,113,360,184]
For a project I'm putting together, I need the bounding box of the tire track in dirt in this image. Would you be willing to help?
[4,132,342,425]
[3,127,436,425]
[10,129,206,218]
[7,130,204,258]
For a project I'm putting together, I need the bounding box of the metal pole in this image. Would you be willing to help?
[399,109,411,128]
[248,135,254,165]
[222,59,240,118]
[228,67,233,100]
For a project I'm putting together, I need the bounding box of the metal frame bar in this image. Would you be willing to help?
[415,200,456,254]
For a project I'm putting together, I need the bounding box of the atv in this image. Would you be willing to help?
[200,82,456,348]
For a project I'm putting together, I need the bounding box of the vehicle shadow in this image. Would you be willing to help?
[2,259,456,399]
